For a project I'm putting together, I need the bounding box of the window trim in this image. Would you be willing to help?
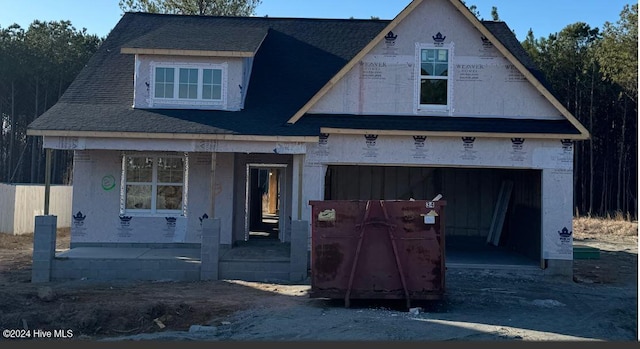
[119,153,189,217]
[414,42,454,114]
[149,62,228,108]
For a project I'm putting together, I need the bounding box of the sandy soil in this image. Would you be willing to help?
[0,221,637,342]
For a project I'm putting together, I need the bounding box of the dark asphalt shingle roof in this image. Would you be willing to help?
[481,21,556,95]
[28,10,579,137]
[28,13,391,136]
[122,24,269,53]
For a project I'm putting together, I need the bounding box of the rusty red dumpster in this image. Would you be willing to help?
[309,199,446,308]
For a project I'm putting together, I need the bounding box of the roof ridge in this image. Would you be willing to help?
[123,11,392,23]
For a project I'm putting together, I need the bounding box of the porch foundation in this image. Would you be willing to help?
[290,220,309,281]
[544,259,573,279]
[32,215,57,283]
[200,218,221,280]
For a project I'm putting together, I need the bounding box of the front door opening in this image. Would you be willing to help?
[245,164,286,241]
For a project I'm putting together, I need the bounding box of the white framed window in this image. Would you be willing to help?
[202,68,223,100]
[178,68,198,99]
[154,67,175,98]
[415,43,453,113]
[120,153,189,216]
[150,62,227,108]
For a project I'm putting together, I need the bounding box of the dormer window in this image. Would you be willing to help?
[178,68,198,99]
[155,67,175,98]
[202,69,222,100]
[149,62,227,108]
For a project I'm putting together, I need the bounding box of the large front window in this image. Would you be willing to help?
[122,154,187,215]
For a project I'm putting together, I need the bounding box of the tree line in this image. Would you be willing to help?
[0,1,636,219]
[0,21,102,185]
[522,3,638,219]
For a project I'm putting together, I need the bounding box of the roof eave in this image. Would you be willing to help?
[26,129,319,143]
[320,127,588,140]
[120,47,254,57]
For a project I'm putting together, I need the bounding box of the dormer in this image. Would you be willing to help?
[120,23,268,111]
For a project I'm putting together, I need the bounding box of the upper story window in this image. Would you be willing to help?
[121,154,188,216]
[150,62,227,108]
[202,68,222,100]
[155,67,175,98]
[415,43,453,113]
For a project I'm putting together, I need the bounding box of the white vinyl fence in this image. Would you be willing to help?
[0,183,72,235]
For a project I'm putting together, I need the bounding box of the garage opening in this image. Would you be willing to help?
[324,165,541,268]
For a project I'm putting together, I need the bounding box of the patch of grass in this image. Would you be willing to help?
[573,216,638,240]
[0,228,70,250]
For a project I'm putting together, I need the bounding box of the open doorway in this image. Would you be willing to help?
[245,164,287,241]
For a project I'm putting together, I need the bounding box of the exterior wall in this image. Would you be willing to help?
[241,57,254,106]
[0,183,72,235]
[70,150,212,245]
[541,168,574,260]
[309,0,562,120]
[133,54,245,111]
[213,152,235,245]
[187,153,215,242]
[45,136,307,246]
[302,133,574,261]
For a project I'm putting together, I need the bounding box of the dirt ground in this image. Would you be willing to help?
[0,218,637,343]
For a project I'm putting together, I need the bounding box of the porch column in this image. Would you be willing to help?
[44,148,52,215]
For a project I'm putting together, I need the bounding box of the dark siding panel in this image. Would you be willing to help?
[383,167,397,200]
[479,172,496,237]
[370,166,384,200]
[359,166,373,200]
[344,166,360,200]
[504,170,542,260]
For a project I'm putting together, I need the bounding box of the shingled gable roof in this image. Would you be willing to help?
[120,23,269,56]
[287,0,590,140]
[27,1,589,141]
[27,13,391,139]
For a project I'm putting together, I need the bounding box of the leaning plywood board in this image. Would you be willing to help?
[487,180,513,246]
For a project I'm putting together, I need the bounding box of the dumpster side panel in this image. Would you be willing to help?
[309,200,446,301]
[310,201,363,291]
[385,201,446,297]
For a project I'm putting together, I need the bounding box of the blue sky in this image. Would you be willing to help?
[0,0,635,41]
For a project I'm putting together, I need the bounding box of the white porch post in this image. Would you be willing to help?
[44,148,52,215]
